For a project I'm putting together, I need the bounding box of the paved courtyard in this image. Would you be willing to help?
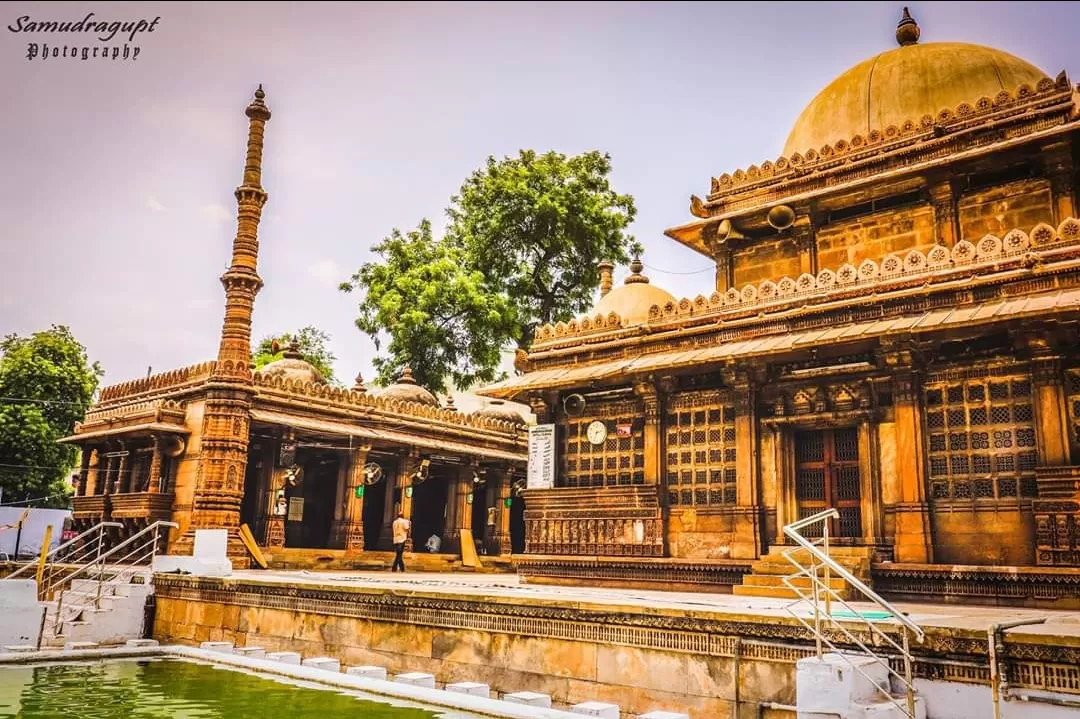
[233,569,1080,640]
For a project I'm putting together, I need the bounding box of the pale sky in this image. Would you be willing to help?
[2,1,1079,392]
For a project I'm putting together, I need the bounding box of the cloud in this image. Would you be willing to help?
[146,195,168,212]
[306,259,343,288]
[200,203,234,224]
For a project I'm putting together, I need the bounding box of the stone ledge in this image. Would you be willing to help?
[873,563,1080,611]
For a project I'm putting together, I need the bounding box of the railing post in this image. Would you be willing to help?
[903,628,915,717]
[823,520,832,618]
[812,555,823,659]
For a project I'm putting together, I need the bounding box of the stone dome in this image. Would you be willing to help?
[593,258,676,326]
[473,399,527,426]
[380,366,439,407]
[259,343,326,385]
[783,9,1047,157]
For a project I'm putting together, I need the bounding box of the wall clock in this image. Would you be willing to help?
[586,420,608,445]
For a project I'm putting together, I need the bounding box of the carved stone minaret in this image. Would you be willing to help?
[176,86,271,562]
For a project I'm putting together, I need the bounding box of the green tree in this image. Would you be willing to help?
[446,149,640,345]
[0,326,102,508]
[340,219,516,394]
[251,326,340,385]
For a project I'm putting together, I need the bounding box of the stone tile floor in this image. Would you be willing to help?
[233,570,1080,639]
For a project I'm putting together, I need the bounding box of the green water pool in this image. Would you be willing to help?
[0,658,470,718]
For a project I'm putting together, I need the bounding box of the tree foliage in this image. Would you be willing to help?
[446,150,640,344]
[340,219,516,394]
[252,326,341,386]
[0,326,102,508]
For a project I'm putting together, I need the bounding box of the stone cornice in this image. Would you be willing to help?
[527,219,1080,364]
[705,75,1073,207]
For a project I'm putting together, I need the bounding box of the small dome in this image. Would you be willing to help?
[380,366,439,407]
[783,9,1047,157]
[260,343,326,385]
[592,258,675,326]
[474,399,527,426]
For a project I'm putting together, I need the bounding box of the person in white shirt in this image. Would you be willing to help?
[391,511,410,572]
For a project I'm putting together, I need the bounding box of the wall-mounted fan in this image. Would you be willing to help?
[284,464,304,486]
[362,462,384,485]
[411,458,431,484]
[512,478,527,496]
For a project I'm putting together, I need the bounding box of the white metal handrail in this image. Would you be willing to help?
[45,520,176,639]
[5,521,123,582]
[782,509,924,719]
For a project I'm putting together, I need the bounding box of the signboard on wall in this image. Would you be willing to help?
[287,497,304,522]
[527,424,556,490]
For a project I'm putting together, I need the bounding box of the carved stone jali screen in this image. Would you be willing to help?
[664,390,737,509]
[924,365,1039,502]
[560,398,645,488]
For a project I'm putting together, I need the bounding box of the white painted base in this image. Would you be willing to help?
[199,641,234,653]
[266,651,301,665]
[346,665,387,680]
[797,653,892,715]
[152,556,232,577]
[640,712,690,719]
[0,580,44,648]
[234,646,266,658]
[504,691,552,708]
[302,657,341,672]
[447,681,490,697]
[395,672,436,689]
[570,701,620,719]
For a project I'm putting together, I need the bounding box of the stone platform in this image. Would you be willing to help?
[153,570,1080,718]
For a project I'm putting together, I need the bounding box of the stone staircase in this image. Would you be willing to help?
[41,573,153,648]
[733,545,874,600]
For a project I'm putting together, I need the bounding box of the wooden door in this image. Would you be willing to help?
[794,428,862,539]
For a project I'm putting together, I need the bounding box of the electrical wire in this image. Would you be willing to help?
[642,262,716,276]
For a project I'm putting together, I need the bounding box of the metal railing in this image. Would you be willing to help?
[5,521,123,587]
[781,509,925,719]
[43,520,177,640]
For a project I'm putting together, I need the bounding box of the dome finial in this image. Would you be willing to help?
[624,256,650,285]
[896,6,920,46]
[398,365,417,385]
[353,371,367,393]
[282,341,302,360]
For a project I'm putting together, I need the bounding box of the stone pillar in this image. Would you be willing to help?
[343,446,370,550]
[714,246,732,294]
[495,469,513,555]
[1042,140,1076,223]
[85,448,101,496]
[890,370,933,563]
[389,451,418,552]
[378,458,398,551]
[76,448,92,497]
[148,437,163,493]
[1031,353,1070,467]
[772,427,795,545]
[445,465,473,555]
[262,441,288,549]
[329,456,350,549]
[115,442,130,494]
[635,381,661,484]
[99,451,114,495]
[929,179,959,247]
[732,375,762,559]
[793,217,818,277]
[857,420,884,546]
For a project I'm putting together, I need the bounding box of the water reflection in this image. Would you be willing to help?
[0,658,446,718]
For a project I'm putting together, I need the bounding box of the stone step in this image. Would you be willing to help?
[63,641,99,651]
[741,574,849,592]
[733,583,851,600]
[126,639,159,648]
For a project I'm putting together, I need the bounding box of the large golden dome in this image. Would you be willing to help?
[593,258,675,326]
[783,11,1047,157]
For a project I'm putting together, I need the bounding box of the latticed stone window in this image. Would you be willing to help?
[560,399,645,488]
[925,369,1039,501]
[1067,369,1080,460]
[664,390,737,508]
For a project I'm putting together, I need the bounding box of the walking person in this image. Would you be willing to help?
[391,510,410,572]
